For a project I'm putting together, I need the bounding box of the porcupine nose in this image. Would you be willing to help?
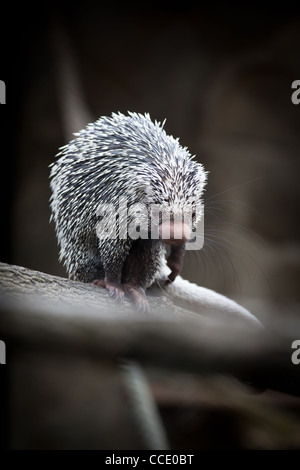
[159,221,191,245]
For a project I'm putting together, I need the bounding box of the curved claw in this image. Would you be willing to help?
[123,285,150,313]
[92,279,149,311]
[167,269,180,283]
[135,295,150,314]
[106,283,125,303]
[92,279,125,303]
[161,272,176,285]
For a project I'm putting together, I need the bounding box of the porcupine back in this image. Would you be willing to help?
[49,112,206,283]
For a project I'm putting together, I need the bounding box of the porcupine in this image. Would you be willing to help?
[49,111,207,311]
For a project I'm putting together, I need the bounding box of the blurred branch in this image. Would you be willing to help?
[0,262,299,397]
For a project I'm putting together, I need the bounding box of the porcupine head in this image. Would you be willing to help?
[50,112,207,311]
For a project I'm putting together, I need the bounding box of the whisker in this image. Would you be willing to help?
[205,177,264,201]
[206,199,260,215]
[155,278,173,300]
[206,226,265,245]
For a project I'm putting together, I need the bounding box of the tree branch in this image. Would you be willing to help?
[0,262,299,396]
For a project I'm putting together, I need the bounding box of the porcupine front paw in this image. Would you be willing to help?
[165,245,185,283]
[92,279,125,303]
[123,285,150,313]
[92,280,149,312]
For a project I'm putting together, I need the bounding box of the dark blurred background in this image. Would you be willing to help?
[4,1,300,322]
